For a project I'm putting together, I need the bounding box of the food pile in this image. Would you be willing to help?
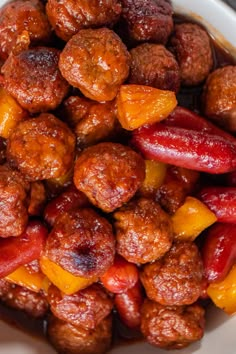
[0,0,235,353]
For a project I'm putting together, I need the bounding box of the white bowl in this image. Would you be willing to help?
[0,0,235,354]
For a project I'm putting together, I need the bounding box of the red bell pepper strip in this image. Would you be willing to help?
[199,187,236,223]
[202,222,236,283]
[131,123,236,174]
[0,220,48,278]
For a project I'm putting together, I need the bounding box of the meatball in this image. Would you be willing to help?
[2,47,69,113]
[73,142,145,212]
[47,283,113,329]
[63,96,118,148]
[141,299,205,349]
[140,241,203,306]
[59,28,130,102]
[129,43,180,92]
[46,0,121,41]
[121,0,173,43]
[47,314,112,354]
[0,279,48,318]
[43,208,115,278]
[7,113,75,181]
[114,198,173,264]
[0,165,30,237]
[203,65,236,132]
[0,0,51,60]
[170,22,213,86]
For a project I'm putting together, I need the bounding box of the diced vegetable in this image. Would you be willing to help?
[171,196,217,241]
[116,84,177,130]
[40,256,96,295]
[139,159,167,195]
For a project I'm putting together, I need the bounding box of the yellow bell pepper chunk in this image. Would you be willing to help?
[40,256,96,295]
[0,87,26,138]
[6,264,50,293]
[207,264,236,315]
[116,84,177,130]
[140,160,167,195]
[171,196,217,241]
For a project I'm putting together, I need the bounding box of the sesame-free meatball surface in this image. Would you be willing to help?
[129,43,180,92]
[121,0,173,43]
[47,314,112,354]
[43,208,115,278]
[2,47,69,113]
[0,0,51,60]
[140,241,203,306]
[141,299,205,349]
[7,113,75,181]
[73,142,145,212]
[114,198,173,264]
[203,65,236,132]
[0,279,48,318]
[47,283,113,329]
[0,165,30,237]
[46,0,122,41]
[63,96,118,148]
[59,28,130,102]
[170,22,213,86]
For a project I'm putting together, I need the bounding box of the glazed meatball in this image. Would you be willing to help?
[129,43,180,92]
[141,299,205,349]
[121,0,173,43]
[0,165,30,237]
[46,0,121,41]
[2,47,69,113]
[0,0,51,60]
[7,113,75,181]
[43,208,115,278]
[203,65,236,132]
[140,241,203,306]
[47,315,112,354]
[73,142,145,212]
[47,283,113,329]
[114,198,173,264]
[63,96,118,148]
[0,279,48,318]
[170,23,213,86]
[59,28,130,102]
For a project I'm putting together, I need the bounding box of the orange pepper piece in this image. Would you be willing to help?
[116,84,177,130]
[207,264,236,315]
[40,256,97,295]
[6,264,50,293]
[0,87,27,138]
[140,159,167,196]
[171,196,217,241]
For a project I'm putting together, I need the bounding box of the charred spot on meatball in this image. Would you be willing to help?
[1,47,69,113]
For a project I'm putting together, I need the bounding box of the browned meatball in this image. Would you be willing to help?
[7,113,75,181]
[46,0,121,41]
[43,208,115,278]
[141,299,205,349]
[47,314,112,354]
[73,142,145,212]
[203,65,236,132]
[129,43,180,92]
[140,241,203,306]
[114,198,173,264]
[0,279,48,318]
[63,96,118,148]
[121,0,173,43]
[59,28,130,102]
[2,47,69,113]
[0,165,30,237]
[47,283,113,329]
[170,23,213,86]
[0,0,52,60]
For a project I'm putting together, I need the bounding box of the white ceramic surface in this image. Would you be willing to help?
[0,0,235,354]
